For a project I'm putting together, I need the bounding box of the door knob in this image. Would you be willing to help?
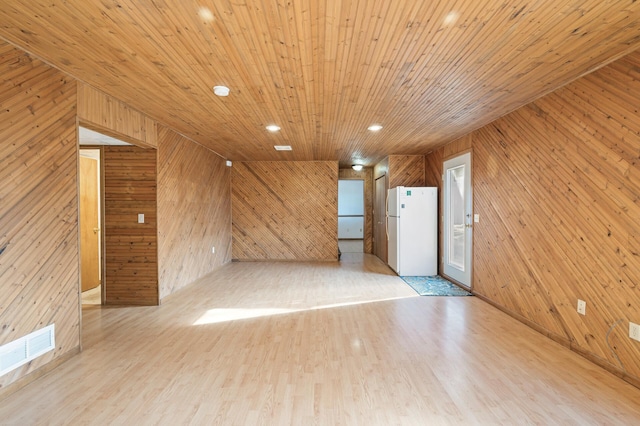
[93,227,100,234]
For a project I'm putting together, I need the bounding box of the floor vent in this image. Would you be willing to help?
[0,324,55,376]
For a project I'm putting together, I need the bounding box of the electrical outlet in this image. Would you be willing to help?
[211,246,215,254]
[577,299,586,315]
[630,322,640,342]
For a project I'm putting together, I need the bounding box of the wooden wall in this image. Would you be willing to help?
[375,154,426,188]
[103,146,158,305]
[426,51,640,386]
[77,83,157,148]
[339,168,373,254]
[373,155,426,262]
[157,126,232,298]
[0,42,80,392]
[388,155,425,188]
[232,162,338,261]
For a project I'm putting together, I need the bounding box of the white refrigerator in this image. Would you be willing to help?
[387,186,438,276]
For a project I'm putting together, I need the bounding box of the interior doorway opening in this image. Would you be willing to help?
[79,148,102,305]
[338,179,365,254]
[79,126,131,306]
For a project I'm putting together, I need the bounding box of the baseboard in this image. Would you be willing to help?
[0,346,81,402]
[231,258,339,262]
[568,342,640,389]
[473,292,640,390]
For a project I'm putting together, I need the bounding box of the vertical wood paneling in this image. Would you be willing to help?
[0,41,80,391]
[103,146,158,305]
[157,126,232,299]
[77,83,157,148]
[388,155,425,188]
[427,50,640,385]
[339,168,373,254]
[232,162,338,261]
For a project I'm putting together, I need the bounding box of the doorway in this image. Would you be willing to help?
[79,148,102,305]
[443,152,473,288]
[79,125,163,307]
[338,179,365,253]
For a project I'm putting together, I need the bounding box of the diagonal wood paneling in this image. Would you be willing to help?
[232,162,338,261]
[427,50,640,385]
[339,168,373,254]
[103,146,158,305]
[2,2,640,166]
[388,155,425,188]
[157,125,232,299]
[0,41,80,391]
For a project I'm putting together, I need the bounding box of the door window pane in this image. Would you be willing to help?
[448,165,465,270]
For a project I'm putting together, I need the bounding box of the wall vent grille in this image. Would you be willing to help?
[0,324,55,376]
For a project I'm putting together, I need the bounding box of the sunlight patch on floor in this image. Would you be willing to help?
[193,308,294,325]
[193,295,417,325]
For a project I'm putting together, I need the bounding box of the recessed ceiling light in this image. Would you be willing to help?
[274,145,292,151]
[213,85,230,96]
[368,124,383,132]
[266,125,281,132]
[198,7,214,22]
[443,11,459,26]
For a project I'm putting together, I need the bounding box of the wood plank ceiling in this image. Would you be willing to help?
[1,0,640,166]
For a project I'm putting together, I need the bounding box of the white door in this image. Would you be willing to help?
[443,152,472,288]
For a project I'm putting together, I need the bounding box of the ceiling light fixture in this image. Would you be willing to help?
[266,125,281,132]
[443,11,459,26]
[368,124,383,132]
[274,145,292,151]
[352,164,364,171]
[213,85,230,96]
[198,7,214,22]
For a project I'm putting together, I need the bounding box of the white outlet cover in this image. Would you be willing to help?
[630,322,640,342]
[474,214,480,223]
[212,246,215,254]
[577,299,586,315]
[138,213,144,224]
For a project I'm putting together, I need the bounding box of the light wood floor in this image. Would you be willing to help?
[81,284,101,305]
[338,239,364,253]
[1,254,640,424]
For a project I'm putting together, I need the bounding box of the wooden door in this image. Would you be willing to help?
[374,175,388,262]
[80,156,101,292]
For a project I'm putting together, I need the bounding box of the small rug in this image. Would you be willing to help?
[400,275,472,296]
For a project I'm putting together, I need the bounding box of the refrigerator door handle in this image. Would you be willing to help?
[385,191,389,240]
